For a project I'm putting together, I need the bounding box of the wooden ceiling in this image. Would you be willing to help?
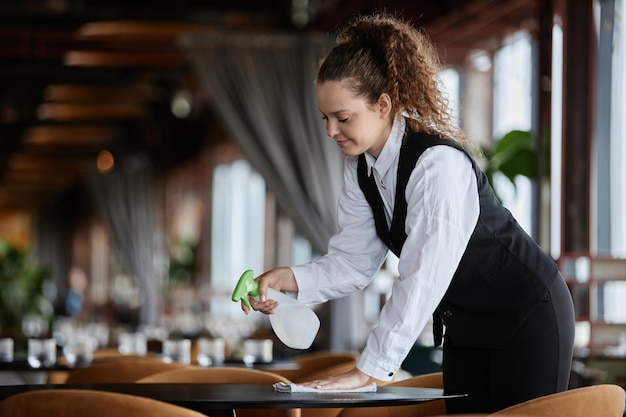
[0,0,538,212]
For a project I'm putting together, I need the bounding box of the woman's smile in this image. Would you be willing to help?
[335,137,350,147]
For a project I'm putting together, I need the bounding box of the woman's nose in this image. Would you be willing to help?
[326,121,339,138]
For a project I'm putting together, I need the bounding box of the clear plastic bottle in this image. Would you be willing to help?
[232,270,320,349]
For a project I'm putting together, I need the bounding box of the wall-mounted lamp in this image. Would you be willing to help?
[96,150,115,173]
[170,90,193,119]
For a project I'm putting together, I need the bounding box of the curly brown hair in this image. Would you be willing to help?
[318,12,472,148]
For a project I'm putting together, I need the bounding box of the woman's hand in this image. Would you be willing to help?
[298,367,371,390]
[241,267,298,315]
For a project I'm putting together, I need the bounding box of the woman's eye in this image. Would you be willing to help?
[338,117,348,123]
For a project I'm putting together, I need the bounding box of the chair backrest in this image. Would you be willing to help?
[0,389,206,417]
[268,351,360,417]
[47,351,163,384]
[136,366,300,417]
[275,350,359,382]
[335,372,446,417]
[295,361,368,417]
[91,347,161,362]
[64,358,192,383]
[490,384,626,417]
[46,371,71,384]
[137,366,294,384]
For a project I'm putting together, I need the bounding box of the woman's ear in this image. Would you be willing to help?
[377,93,393,119]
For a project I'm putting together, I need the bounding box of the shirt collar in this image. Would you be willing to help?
[364,116,406,177]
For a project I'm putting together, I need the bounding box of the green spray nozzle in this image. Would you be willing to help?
[231,269,260,311]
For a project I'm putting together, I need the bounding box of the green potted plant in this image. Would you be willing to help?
[484,129,549,200]
[0,239,53,336]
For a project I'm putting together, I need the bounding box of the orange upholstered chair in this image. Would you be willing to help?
[490,384,626,417]
[0,389,206,417]
[63,358,192,383]
[47,350,163,384]
[273,350,359,382]
[91,347,161,361]
[290,361,375,417]
[428,383,626,417]
[268,350,360,417]
[136,366,300,417]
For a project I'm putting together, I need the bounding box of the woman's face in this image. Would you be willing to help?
[317,80,393,158]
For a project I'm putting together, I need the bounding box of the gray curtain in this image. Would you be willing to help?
[180,32,342,254]
[33,208,72,318]
[88,153,165,326]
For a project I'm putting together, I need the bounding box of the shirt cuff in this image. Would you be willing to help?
[356,347,398,381]
[289,264,318,305]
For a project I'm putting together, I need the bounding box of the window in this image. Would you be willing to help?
[609,0,626,257]
[206,159,322,345]
[591,0,626,258]
[561,1,626,354]
[439,68,460,125]
[209,160,265,318]
[492,31,534,234]
[551,22,564,260]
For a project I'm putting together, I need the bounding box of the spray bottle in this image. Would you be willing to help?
[231,269,320,349]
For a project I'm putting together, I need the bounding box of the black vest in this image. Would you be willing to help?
[357,129,558,349]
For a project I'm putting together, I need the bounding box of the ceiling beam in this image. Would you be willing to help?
[37,103,148,121]
[43,84,159,103]
[425,0,537,64]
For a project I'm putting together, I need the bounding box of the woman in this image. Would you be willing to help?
[244,13,575,414]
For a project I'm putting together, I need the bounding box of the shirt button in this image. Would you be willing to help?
[443,310,453,317]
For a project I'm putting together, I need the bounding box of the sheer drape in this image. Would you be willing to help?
[88,154,165,325]
[33,209,72,313]
[180,32,342,254]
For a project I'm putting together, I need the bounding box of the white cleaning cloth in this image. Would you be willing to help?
[273,382,377,393]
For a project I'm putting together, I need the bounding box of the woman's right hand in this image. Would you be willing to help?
[242,267,298,315]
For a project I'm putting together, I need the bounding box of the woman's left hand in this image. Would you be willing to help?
[298,367,371,390]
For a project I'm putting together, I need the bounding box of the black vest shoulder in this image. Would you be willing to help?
[357,129,559,348]
[357,131,464,257]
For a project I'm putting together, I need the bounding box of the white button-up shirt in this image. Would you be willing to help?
[291,117,480,381]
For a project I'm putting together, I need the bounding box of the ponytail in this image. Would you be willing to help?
[318,12,471,148]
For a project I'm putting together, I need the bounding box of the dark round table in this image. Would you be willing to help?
[0,382,465,417]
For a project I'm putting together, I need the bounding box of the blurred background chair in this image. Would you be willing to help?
[273,350,359,382]
[136,366,300,417]
[266,350,360,417]
[0,389,206,417]
[298,361,365,383]
[489,384,626,417]
[335,372,445,417]
[47,371,72,384]
[290,361,377,417]
[48,350,163,383]
[91,348,161,362]
[62,358,192,383]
